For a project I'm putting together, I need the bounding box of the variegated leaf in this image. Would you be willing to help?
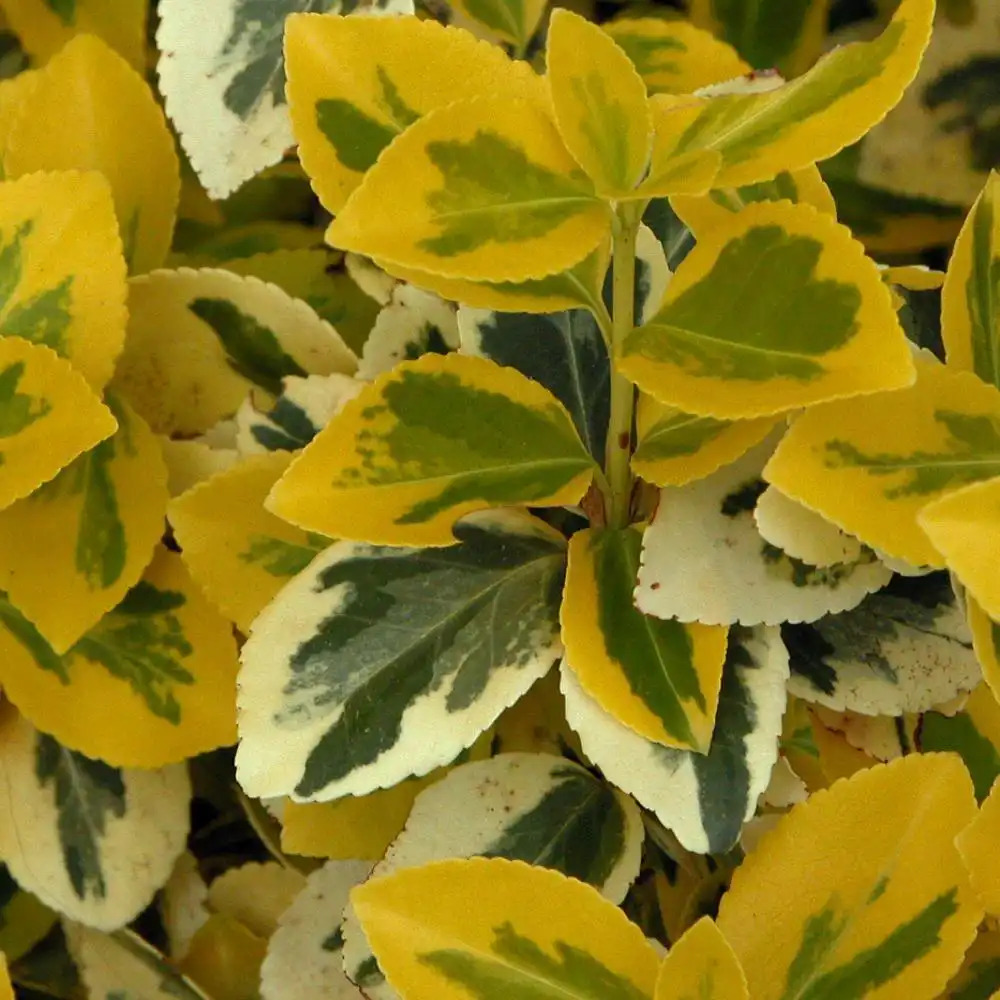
[267,353,595,546]
[562,526,727,752]
[450,0,545,51]
[636,434,891,626]
[286,12,541,216]
[764,353,1000,568]
[919,476,1000,622]
[689,0,830,77]
[0,547,239,768]
[342,753,644,997]
[654,917,748,1000]
[968,596,1000,704]
[942,171,1000,388]
[547,9,653,197]
[0,397,167,652]
[717,754,983,1000]
[942,929,1000,999]
[753,486,863,568]
[352,857,660,1000]
[327,97,610,284]
[261,860,372,1000]
[236,509,566,801]
[618,201,914,419]
[0,170,126,391]
[647,0,934,190]
[4,34,179,274]
[67,925,211,999]
[113,266,357,435]
[784,572,980,716]
[562,625,789,855]
[161,436,240,497]
[170,451,329,633]
[236,374,361,455]
[0,707,190,930]
[957,776,1000,915]
[603,17,749,96]
[0,0,147,67]
[357,284,458,382]
[0,338,116,511]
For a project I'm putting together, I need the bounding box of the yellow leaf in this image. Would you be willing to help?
[632,394,778,487]
[352,857,660,1000]
[0,170,127,391]
[957,777,1000,916]
[169,452,328,634]
[0,69,38,172]
[268,353,595,546]
[941,929,1000,999]
[4,34,180,274]
[0,955,12,1000]
[561,526,727,751]
[547,8,652,196]
[178,914,266,1000]
[717,754,982,1000]
[0,547,239,768]
[765,355,1000,567]
[327,97,611,284]
[286,12,545,215]
[654,917,748,1000]
[968,597,1000,708]
[0,0,148,68]
[0,337,116,511]
[670,165,837,239]
[919,476,1000,620]
[882,264,945,292]
[603,17,750,96]
[942,171,1000,389]
[648,0,934,190]
[206,862,305,940]
[618,201,913,420]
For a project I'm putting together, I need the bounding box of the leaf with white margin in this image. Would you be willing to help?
[636,434,891,626]
[561,625,789,855]
[236,508,566,802]
[112,267,357,435]
[157,0,412,201]
[341,753,643,998]
[754,485,863,568]
[0,707,190,931]
[162,853,210,960]
[357,285,458,381]
[784,572,980,716]
[261,860,371,1000]
[459,223,666,464]
[236,374,361,455]
[67,925,211,999]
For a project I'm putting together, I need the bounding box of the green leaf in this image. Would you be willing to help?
[236,510,567,802]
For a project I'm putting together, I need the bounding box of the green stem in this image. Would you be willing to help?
[605,202,641,528]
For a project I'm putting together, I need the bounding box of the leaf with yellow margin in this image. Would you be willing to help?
[688,0,831,78]
[0,397,166,652]
[618,201,914,419]
[0,547,239,768]
[547,9,652,196]
[169,452,329,634]
[942,171,1000,389]
[654,917,748,1000]
[451,0,545,50]
[941,929,1000,999]
[670,165,836,239]
[647,0,934,190]
[632,395,777,487]
[603,17,750,96]
[0,170,126,391]
[957,777,1000,916]
[968,597,1000,706]
[0,338,117,511]
[268,353,595,546]
[4,34,180,274]
[0,69,37,171]
[286,13,545,216]
[562,526,726,752]
[717,753,982,1000]
[327,97,610,284]
[764,355,1000,568]
[0,0,147,68]
[919,476,1000,620]
[352,857,660,1000]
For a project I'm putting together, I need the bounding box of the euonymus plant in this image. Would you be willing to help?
[0,0,999,997]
